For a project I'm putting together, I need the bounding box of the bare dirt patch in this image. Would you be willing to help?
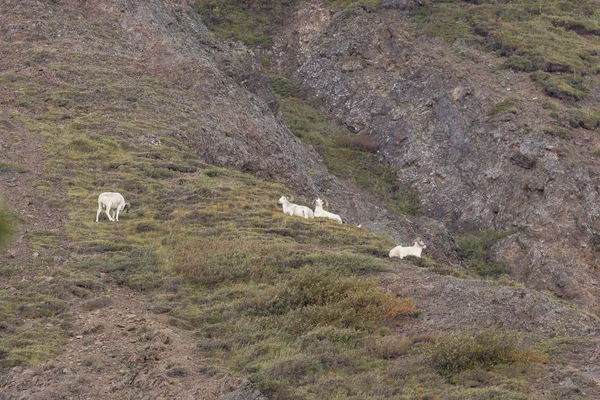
[0,286,220,400]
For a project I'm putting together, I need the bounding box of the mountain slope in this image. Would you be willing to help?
[1,1,600,399]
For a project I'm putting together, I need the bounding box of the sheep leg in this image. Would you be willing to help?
[115,207,120,222]
[105,202,115,222]
[96,204,102,222]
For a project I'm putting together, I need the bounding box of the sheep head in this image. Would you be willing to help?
[125,202,131,213]
[278,195,293,205]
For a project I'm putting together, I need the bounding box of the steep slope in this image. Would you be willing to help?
[272,1,600,312]
[1,1,600,399]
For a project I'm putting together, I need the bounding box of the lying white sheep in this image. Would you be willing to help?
[277,195,314,219]
[389,238,426,259]
[313,198,342,223]
[96,192,131,222]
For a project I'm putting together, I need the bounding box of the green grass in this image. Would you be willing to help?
[0,160,29,174]
[194,0,290,45]
[0,273,82,370]
[0,323,67,368]
[454,230,513,277]
[22,97,424,397]
[531,71,590,101]
[325,0,382,9]
[412,2,480,42]
[488,97,520,117]
[0,206,13,249]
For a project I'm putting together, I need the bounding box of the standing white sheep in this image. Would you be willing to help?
[389,238,426,259]
[96,192,131,222]
[313,198,342,223]
[277,195,314,219]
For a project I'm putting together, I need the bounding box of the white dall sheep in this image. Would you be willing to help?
[96,192,131,222]
[389,238,426,259]
[277,195,314,219]
[313,198,342,223]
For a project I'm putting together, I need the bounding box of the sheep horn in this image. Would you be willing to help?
[288,195,295,202]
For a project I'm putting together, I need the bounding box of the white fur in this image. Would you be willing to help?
[96,192,130,222]
[389,238,426,259]
[277,196,314,219]
[313,198,342,223]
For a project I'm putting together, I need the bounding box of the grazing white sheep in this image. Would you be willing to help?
[277,195,314,219]
[313,198,342,223]
[389,238,426,259]
[96,192,131,222]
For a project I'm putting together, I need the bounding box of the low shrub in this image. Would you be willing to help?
[364,335,410,359]
[531,71,589,101]
[488,98,520,117]
[454,230,512,277]
[270,268,419,333]
[431,327,546,376]
[502,56,536,72]
[166,240,297,285]
[298,251,390,275]
[268,75,301,98]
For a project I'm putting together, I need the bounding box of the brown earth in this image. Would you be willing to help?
[0,286,220,400]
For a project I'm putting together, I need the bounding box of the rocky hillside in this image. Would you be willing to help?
[1,0,600,399]
[269,0,600,313]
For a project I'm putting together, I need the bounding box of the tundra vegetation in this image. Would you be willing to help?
[454,230,513,277]
[0,5,583,400]
[0,206,12,248]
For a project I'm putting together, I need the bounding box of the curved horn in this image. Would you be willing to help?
[324,199,329,208]
[312,198,316,206]
[125,202,131,213]
[288,194,295,202]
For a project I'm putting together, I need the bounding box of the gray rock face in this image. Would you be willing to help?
[219,378,268,400]
[115,0,322,193]
[273,3,600,312]
[386,266,600,337]
[381,0,415,10]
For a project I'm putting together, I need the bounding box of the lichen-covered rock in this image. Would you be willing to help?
[219,378,268,400]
